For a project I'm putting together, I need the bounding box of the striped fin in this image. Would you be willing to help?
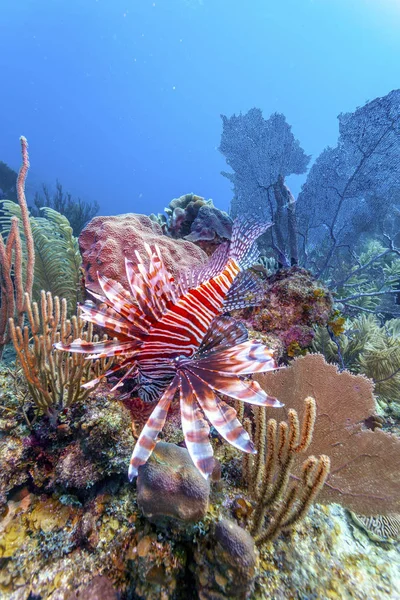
[109,364,138,392]
[125,256,162,323]
[128,376,179,481]
[186,371,256,454]
[135,366,175,402]
[195,340,277,375]
[97,274,149,328]
[195,316,248,359]
[187,364,281,407]
[80,303,145,340]
[125,244,177,321]
[54,338,137,357]
[223,270,266,311]
[229,217,273,270]
[149,244,178,304]
[179,242,230,292]
[81,357,137,389]
[179,372,215,478]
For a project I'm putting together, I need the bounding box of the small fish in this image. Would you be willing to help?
[55,218,282,479]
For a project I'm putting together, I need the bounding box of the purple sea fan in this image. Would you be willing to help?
[55,218,283,479]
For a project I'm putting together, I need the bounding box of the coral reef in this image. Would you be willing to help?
[9,291,114,421]
[137,441,211,523]
[313,314,400,412]
[79,212,207,296]
[153,193,233,255]
[0,375,133,506]
[243,397,330,544]
[297,90,400,282]
[255,504,400,599]
[234,267,333,358]
[219,92,400,316]
[0,352,400,598]
[194,518,257,599]
[0,127,399,599]
[332,238,400,317]
[1,200,82,315]
[256,353,400,515]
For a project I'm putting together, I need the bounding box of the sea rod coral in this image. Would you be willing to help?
[56,218,283,480]
[0,136,35,356]
[9,291,114,421]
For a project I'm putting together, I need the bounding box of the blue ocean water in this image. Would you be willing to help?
[1,0,399,216]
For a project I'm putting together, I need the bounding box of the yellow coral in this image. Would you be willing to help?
[328,315,346,337]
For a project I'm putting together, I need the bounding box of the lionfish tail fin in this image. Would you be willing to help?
[229,217,273,270]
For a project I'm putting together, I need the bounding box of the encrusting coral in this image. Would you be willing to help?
[234,267,333,358]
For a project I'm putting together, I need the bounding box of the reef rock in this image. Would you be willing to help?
[137,441,210,522]
[67,575,118,600]
[185,203,233,255]
[234,266,333,357]
[194,518,257,600]
[79,212,207,295]
[55,441,103,490]
[151,193,233,255]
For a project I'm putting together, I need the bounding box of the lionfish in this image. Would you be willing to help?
[55,218,283,479]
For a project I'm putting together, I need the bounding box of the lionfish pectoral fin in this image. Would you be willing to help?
[223,270,266,311]
[128,376,179,481]
[180,373,215,479]
[184,370,256,454]
[188,364,282,407]
[195,340,278,376]
[81,358,135,390]
[195,316,248,359]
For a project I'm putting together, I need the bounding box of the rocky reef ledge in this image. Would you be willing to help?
[0,365,399,600]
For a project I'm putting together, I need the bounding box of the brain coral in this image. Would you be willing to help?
[79,213,208,295]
